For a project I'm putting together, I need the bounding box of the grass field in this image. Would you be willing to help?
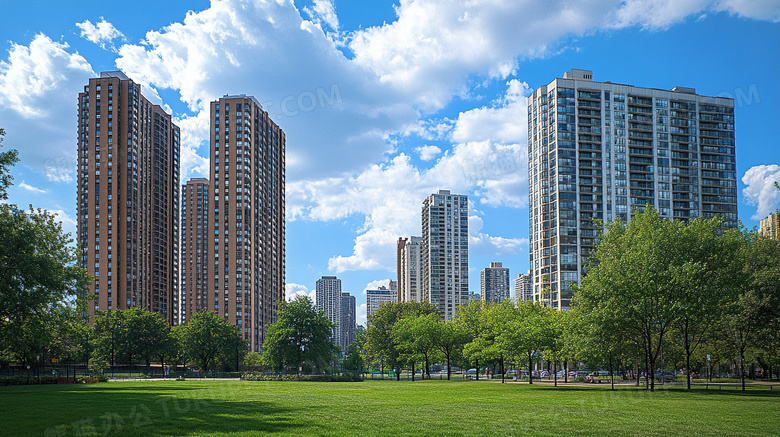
[2,380,778,436]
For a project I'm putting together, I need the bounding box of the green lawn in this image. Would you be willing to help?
[1,380,778,436]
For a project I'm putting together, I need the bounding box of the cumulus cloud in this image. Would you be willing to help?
[363,279,392,294]
[114,0,416,182]
[76,18,126,51]
[286,283,316,302]
[742,164,780,220]
[18,181,47,194]
[415,145,442,161]
[0,34,93,178]
[51,209,78,239]
[356,303,367,326]
[288,80,529,273]
[303,0,340,31]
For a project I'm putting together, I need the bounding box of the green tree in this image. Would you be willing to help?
[364,301,438,380]
[122,308,171,373]
[262,296,334,374]
[0,203,91,368]
[0,128,19,200]
[574,207,703,391]
[393,313,439,379]
[243,351,263,372]
[91,310,126,366]
[434,319,467,380]
[342,342,364,374]
[506,301,546,384]
[179,311,243,373]
[457,300,487,380]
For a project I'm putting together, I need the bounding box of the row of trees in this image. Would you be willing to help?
[358,209,780,391]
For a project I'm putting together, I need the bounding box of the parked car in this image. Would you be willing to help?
[584,370,610,383]
[556,370,567,378]
[654,371,675,382]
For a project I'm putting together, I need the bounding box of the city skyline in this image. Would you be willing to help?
[2,1,779,326]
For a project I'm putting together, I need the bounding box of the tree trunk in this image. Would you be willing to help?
[475,358,479,381]
[741,350,746,391]
[554,360,558,387]
[528,352,534,385]
[686,347,692,390]
[447,353,451,380]
[411,361,415,382]
[500,355,505,384]
[425,354,431,379]
[564,360,568,383]
[609,354,614,391]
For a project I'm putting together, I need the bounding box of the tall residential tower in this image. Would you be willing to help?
[527,69,736,309]
[77,71,180,324]
[480,262,510,303]
[206,95,285,351]
[421,190,469,320]
[180,178,209,324]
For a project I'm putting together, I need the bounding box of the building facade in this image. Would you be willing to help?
[206,95,285,351]
[421,190,469,320]
[77,71,180,324]
[759,213,779,240]
[513,271,533,303]
[366,286,398,318]
[397,236,423,303]
[316,276,343,347]
[480,262,510,303]
[180,178,209,325]
[340,292,356,351]
[528,69,736,309]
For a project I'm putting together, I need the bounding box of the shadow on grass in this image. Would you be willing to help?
[518,382,780,398]
[1,383,307,436]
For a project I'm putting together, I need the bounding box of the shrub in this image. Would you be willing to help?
[241,373,363,382]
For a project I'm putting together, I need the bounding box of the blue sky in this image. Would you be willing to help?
[2,0,779,326]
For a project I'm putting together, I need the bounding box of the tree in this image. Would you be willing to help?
[434,319,467,380]
[364,301,438,381]
[179,311,244,373]
[262,296,334,374]
[0,128,19,200]
[720,231,780,390]
[0,206,91,368]
[574,207,701,391]
[457,300,487,380]
[92,310,127,366]
[506,301,546,384]
[122,308,171,372]
[393,313,439,379]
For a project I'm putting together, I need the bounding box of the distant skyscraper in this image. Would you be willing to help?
[206,94,285,351]
[366,285,398,318]
[759,213,779,240]
[340,292,356,351]
[77,71,180,324]
[316,276,342,347]
[528,69,736,309]
[422,190,469,320]
[180,178,209,324]
[513,271,533,303]
[481,262,510,303]
[398,236,423,303]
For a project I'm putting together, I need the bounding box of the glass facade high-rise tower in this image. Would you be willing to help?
[528,69,736,310]
[77,71,180,324]
[422,190,469,320]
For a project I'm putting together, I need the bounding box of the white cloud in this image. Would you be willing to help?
[289,80,529,273]
[303,0,340,31]
[348,0,780,110]
[50,209,77,239]
[19,181,47,194]
[415,145,442,161]
[76,18,126,51]
[285,282,316,302]
[363,279,391,294]
[742,164,780,220]
[356,303,367,327]
[0,34,94,180]
[114,0,417,182]
[468,214,527,256]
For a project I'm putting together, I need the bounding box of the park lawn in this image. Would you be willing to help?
[1,380,778,436]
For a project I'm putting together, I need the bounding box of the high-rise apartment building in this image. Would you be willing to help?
[397,236,423,303]
[759,213,779,240]
[340,292,356,351]
[513,271,533,303]
[480,262,510,303]
[180,178,209,324]
[528,69,736,309]
[422,190,469,320]
[316,276,342,347]
[77,71,180,324]
[366,285,398,318]
[206,94,285,351]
